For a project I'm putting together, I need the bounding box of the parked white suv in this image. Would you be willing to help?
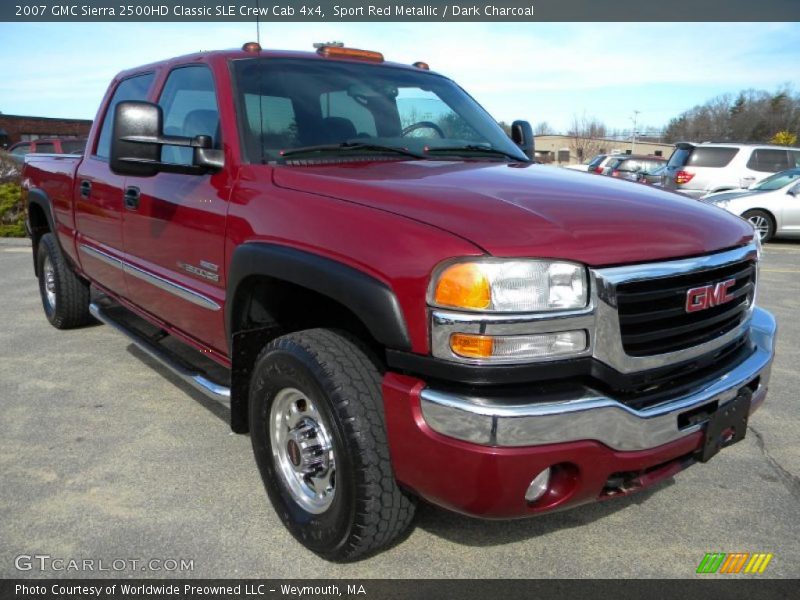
[662,142,800,199]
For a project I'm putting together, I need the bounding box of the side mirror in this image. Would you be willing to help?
[788,183,800,196]
[511,120,534,161]
[110,101,224,177]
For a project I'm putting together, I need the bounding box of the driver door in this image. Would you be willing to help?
[120,64,230,354]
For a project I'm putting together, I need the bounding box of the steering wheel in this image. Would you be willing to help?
[401,121,445,138]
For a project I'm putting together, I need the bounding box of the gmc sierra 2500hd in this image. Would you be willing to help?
[23,42,776,561]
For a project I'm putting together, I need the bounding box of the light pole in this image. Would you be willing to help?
[631,110,640,154]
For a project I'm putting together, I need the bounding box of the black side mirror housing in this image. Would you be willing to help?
[511,120,534,161]
[788,183,800,196]
[110,101,224,177]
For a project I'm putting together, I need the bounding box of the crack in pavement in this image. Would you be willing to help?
[748,425,800,502]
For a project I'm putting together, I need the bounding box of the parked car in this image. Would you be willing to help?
[22,42,775,560]
[636,164,667,186]
[8,138,87,163]
[602,155,667,181]
[584,153,619,174]
[703,167,800,242]
[663,142,800,198]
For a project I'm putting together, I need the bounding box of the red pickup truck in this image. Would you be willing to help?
[23,43,776,560]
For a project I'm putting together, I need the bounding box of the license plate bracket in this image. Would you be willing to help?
[700,389,752,463]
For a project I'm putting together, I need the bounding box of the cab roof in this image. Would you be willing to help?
[114,47,436,81]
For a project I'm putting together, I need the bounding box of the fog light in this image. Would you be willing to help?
[450,330,587,361]
[525,467,551,503]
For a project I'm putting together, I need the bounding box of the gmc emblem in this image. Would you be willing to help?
[685,278,736,313]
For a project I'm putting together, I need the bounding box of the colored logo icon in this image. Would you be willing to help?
[697,552,774,574]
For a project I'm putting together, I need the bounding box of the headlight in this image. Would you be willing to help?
[430,259,588,312]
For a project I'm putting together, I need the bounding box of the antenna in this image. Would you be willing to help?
[255,0,261,46]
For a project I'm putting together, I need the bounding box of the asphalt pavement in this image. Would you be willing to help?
[0,236,798,578]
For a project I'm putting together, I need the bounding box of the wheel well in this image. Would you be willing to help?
[742,207,776,226]
[228,275,385,433]
[27,202,51,276]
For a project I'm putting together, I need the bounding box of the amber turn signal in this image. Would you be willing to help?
[450,334,494,359]
[433,263,491,310]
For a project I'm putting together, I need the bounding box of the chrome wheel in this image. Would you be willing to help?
[269,387,336,514]
[43,255,57,311]
[747,215,770,241]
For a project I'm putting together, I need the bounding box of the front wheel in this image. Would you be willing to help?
[249,329,416,561]
[742,209,775,243]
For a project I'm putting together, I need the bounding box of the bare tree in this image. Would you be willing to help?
[534,121,555,135]
[567,113,608,162]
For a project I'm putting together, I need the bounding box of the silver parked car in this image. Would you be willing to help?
[663,142,800,199]
[702,168,800,242]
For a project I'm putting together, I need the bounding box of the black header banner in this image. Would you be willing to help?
[2,0,800,22]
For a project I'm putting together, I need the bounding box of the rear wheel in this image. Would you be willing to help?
[249,329,416,561]
[36,233,92,329]
[742,209,775,243]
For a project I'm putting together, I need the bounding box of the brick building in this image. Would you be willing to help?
[533,134,675,165]
[0,114,93,149]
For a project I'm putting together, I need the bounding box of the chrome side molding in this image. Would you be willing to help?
[80,244,221,311]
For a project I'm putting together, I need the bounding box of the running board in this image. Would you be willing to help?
[89,302,231,406]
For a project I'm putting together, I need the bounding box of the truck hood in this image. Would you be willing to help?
[272,160,754,266]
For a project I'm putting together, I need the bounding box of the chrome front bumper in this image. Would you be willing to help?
[420,307,776,452]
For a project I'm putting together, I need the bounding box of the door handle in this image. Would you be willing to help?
[79,179,91,199]
[123,186,140,210]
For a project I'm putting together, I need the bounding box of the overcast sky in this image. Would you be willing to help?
[1,22,797,133]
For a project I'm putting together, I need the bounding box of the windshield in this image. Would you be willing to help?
[231,58,527,163]
[751,168,800,191]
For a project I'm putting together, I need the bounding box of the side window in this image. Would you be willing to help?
[790,150,800,168]
[95,73,155,159]
[747,149,791,173]
[320,90,377,137]
[11,144,30,156]
[159,66,220,165]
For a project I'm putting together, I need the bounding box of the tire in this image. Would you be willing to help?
[742,209,775,243]
[36,233,92,329]
[249,328,416,561]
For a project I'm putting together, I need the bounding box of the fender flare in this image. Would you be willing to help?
[226,243,412,351]
[26,188,59,276]
[27,188,57,235]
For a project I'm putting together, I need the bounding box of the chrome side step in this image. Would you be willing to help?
[89,302,231,406]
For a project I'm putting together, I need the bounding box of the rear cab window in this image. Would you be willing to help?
[60,140,86,154]
[33,142,55,153]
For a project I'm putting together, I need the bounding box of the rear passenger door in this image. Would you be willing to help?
[75,72,154,296]
[120,65,231,354]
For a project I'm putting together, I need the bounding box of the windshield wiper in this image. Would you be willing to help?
[279,141,425,160]
[424,144,525,162]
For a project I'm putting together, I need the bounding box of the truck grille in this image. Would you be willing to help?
[616,259,755,357]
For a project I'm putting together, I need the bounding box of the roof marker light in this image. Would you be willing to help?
[413,61,430,70]
[315,44,384,62]
[242,42,262,52]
